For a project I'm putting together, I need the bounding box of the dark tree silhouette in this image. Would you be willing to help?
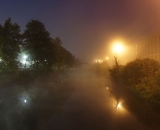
[23,20,55,70]
[51,37,76,70]
[0,18,21,71]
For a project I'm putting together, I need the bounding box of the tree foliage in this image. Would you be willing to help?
[23,20,57,70]
[109,58,160,103]
[122,58,159,88]
[52,37,76,69]
[0,18,77,73]
[23,20,76,71]
[109,57,123,84]
[124,59,160,102]
[0,18,21,71]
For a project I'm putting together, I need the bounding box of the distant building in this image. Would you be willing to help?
[140,30,160,62]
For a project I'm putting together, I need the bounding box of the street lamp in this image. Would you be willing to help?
[112,42,125,59]
[23,55,28,60]
[22,54,28,68]
[113,43,124,54]
[111,41,125,65]
[94,59,102,63]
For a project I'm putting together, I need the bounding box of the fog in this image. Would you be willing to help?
[0,67,155,130]
[0,65,160,130]
[2,1,160,61]
[48,69,147,130]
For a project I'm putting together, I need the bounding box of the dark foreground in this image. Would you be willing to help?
[0,69,158,130]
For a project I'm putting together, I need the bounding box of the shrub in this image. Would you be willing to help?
[121,58,160,102]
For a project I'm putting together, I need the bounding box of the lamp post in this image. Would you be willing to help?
[22,54,28,69]
[112,42,125,65]
[113,43,124,57]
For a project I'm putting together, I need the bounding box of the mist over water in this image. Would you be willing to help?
[0,68,156,130]
[48,69,147,130]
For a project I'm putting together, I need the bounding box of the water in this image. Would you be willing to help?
[0,69,158,130]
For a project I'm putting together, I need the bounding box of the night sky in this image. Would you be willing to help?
[1,0,160,62]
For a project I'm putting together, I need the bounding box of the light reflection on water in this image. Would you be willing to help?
[49,71,148,130]
[0,70,158,130]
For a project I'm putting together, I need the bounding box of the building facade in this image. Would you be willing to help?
[141,30,160,62]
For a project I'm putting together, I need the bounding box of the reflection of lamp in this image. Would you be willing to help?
[117,103,122,109]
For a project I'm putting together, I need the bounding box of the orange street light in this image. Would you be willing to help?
[113,43,124,54]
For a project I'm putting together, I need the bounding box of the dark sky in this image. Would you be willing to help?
[1,0,160,62]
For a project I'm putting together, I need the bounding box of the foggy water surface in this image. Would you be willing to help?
[49,70,147,130]
[0,69,155,130]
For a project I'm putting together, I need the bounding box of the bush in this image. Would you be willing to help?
[109,58,160,103]
[122,58,160,102]
[122,58,159,87]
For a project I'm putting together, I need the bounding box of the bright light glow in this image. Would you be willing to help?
[117,103,122,109]
[113,101,123,109]
[94,59,102,63]
[113,42,124,54]
[111,99,128,115]
[106,57,109,60]
[106,87,109,90]
[24,99,27,103]
[21,54,28,64]
[23,55,28,60]
[22,60,26,64]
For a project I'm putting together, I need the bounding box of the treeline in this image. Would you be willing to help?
[109,58,160,103]
[0,18,78,72]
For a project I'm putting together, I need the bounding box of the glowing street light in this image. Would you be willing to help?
[112,41,125,61]
[94,59,102,63]
[113,43,124,54]
[23,55,28,60]
[22,54,28,68]
[98,60,102,63]
[22,54,28,64]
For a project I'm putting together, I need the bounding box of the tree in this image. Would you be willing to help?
[0,18,21,71]
[121,58,160,102]
[23,20,55,70]
[122,58,160,88]
[51,37,64,69]
[109,57,123,84]
[0,25,3,60]
[51,37,76,70]
[64,49,75,67]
